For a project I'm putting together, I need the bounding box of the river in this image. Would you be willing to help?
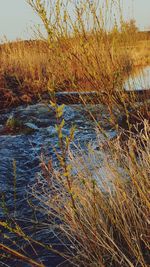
[0,102,116,266]
[0,66,150,266]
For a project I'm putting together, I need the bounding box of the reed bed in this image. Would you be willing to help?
[129,40,150,67]
[0,0,149,110]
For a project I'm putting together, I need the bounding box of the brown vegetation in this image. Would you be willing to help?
[0,25,149,110]
[34,119,150,267]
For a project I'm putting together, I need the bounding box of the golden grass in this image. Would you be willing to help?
[0,0,149,110]
[128,40,150,67]
[1,36,149,110]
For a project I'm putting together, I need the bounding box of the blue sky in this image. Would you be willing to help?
[0,0,150,41]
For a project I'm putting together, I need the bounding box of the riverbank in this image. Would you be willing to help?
[0,36,150,111]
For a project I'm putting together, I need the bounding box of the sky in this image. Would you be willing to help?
[0,0,150,41]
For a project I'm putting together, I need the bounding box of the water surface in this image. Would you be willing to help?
[0,103,114,266]
[0,65,150,266]
[125,65,150,91]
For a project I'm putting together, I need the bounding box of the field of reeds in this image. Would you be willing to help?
[0,0,150,266]
[0,0,150,110]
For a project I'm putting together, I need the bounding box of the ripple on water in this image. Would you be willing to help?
[0,102,116,266]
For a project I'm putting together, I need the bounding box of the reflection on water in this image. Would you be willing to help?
[125,65,150,91]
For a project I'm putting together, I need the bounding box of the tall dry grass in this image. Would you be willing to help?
[129,40,150,67]
[0,0,149,110]
[31,110,150,267]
